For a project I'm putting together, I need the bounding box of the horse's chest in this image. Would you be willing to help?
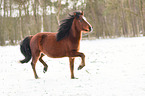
[69,43,80,52]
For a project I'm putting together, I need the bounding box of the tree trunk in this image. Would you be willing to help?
[128,0,138,37]
[56,0,61,25]
[121,0,128,37]
[140,0,145,36]
[9,0,14,45]
[19,4,23,40]
[1,0,6,45]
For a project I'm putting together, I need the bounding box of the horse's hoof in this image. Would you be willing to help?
[35,76,40,79]
[43,70,46,73]
[43,70,47,73]
[43,67,48,73]
[71,77,78,79]
[78,65,84,70]
[35,75,40,79]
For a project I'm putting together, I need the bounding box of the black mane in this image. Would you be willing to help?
[56,11,82,41]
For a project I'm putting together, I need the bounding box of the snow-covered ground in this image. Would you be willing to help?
[1,37,145,96]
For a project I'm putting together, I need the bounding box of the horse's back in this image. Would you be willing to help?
[30,32,67,58]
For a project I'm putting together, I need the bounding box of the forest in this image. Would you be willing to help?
[0,0,145,45]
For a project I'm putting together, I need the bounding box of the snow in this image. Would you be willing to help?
[1,37,145,96]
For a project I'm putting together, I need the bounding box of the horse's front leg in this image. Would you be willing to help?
[69,51,85,70]
[77,53,85,70]
[69,57,75,79]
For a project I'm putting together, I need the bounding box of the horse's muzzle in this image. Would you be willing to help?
[89,27,93,32]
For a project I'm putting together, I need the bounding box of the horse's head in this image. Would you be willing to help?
[57,11,93,41]
[73,11,93,33]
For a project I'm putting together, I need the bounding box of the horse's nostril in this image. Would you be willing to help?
[89,27,93,32]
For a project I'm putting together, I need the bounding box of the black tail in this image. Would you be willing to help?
[20,36,33,63]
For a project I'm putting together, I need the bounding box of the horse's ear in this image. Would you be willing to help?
[81,11,84,15]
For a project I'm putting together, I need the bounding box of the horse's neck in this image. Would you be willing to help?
[69,21,82,42]
[69,27,82,43]
[67,29,81,51]
[65,20,82,51]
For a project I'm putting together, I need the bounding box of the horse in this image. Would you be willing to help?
[20,11,93,79]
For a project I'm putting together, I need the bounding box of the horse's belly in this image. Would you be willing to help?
[46,52,66,58]
[43,48,67,58]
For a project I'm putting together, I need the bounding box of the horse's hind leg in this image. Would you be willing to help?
[39,53,48,73]
[31,51,40,79]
